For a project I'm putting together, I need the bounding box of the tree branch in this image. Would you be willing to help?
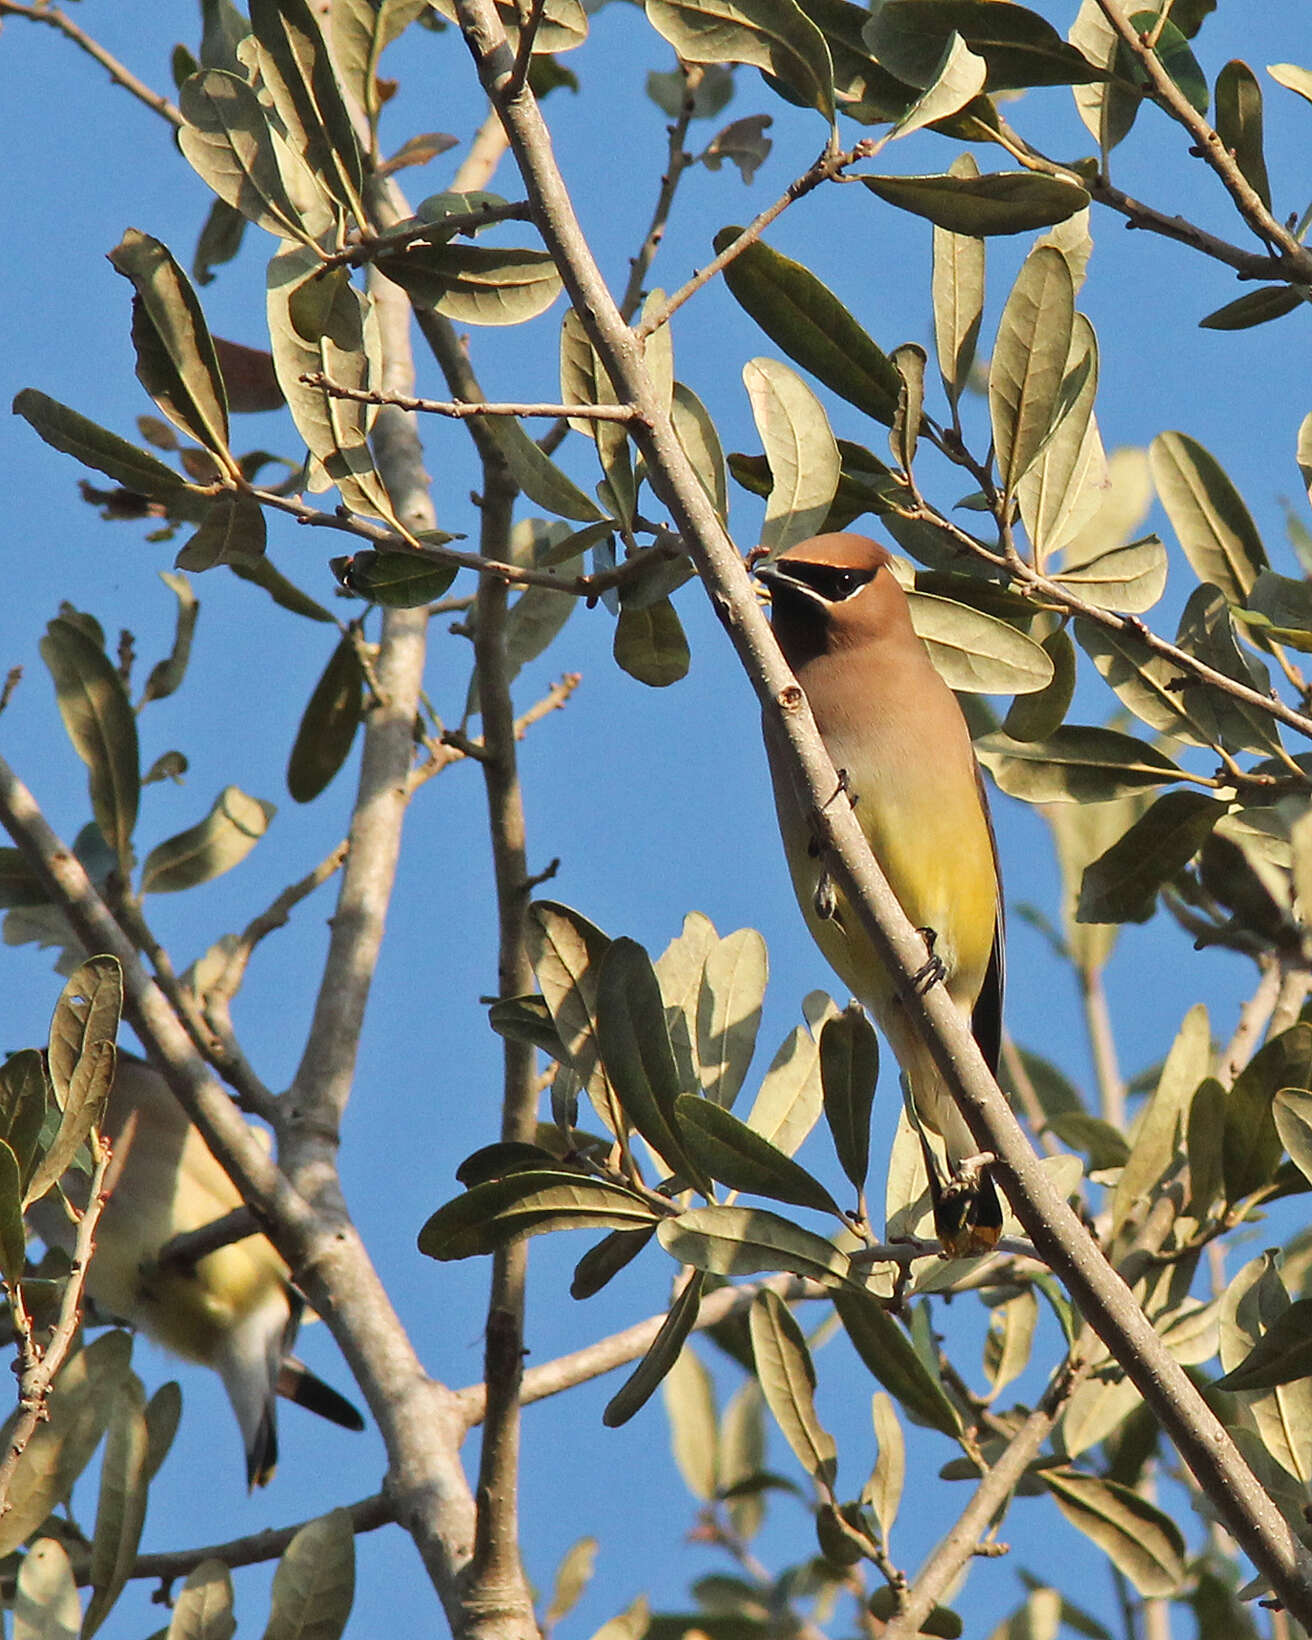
[302,376,644,423]
[0,2,182,126]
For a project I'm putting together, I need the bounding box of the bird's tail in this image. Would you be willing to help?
[278,1356,366,1431]
[901,1052,1004,1256]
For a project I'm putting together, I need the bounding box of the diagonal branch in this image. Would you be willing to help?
[447,0,1312,1619]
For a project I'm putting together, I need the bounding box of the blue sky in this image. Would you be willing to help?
[6,2,1312,1635]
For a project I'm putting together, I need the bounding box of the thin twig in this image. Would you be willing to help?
[620,63,702,319]
[504,0,547,100]
[302,375,646,424]
[0,1143,114,1510]
[0,1,182,126]
[205,841,351,1008]
[1217,957,1282,1087]
[636,140,864,340]
[0,668,22,717]
[319,198,535,272]
[1095,0,1309,269]
[1081,968,1125,1130]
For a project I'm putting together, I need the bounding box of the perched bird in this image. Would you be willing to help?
[756,532,1004,1252]
[32,1053,363,1486]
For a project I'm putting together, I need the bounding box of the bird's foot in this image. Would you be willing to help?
[912,927,946,993]
[933,1154,1003,1258]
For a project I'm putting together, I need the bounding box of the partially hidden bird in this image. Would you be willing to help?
[756,532,1005,1253]
[31,1053,364,1486]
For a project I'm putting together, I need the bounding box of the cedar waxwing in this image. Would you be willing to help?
[31,1054,363,1486]
[756,533,1005,1252]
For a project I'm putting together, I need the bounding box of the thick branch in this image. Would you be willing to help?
[448,3,1312,1618]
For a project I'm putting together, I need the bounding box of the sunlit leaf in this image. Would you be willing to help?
[749,1290,837,1486]
[264,1507,355,1640]
[859,170,1089,236]
[418,1170,662,1259]
[646,0,836,121]
[746,357,839,554]
[657,1204,851,1283]
[1149,430,1267,605]
[976,725,1182,803]
[140,786,275,893]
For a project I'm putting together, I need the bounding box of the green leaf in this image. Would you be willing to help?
[931,152,986,408]
[976,725,1182,804]
[484,415,608,523]
[376,244,563,325]
[597,938,709,1190]
[39,618,140,873]
[866,1589,962,1638]
[250,0,366,224]
[672,381,729,523]
[612,597,691,688]
[418,1170,662,1259]
[833,1286,960,1435]
[1275,1086,1312,1188]
[1214,60,1271,208]
[166,1559,236,1640]
[527,901,614,1122]
[1225,1024,1312,1203]
[859,170,1089,236]
[647,62,736,119]
[714,232,901,426]
[1070,0,1138,156]
[743,1013,828,1158]
[227,552,335,623]
[140,573,200,707]
[27,957,120,1212]
[794,0,919,123]
[1017,313,1107,566]
[175,488,267,571]
[1127,10,1207,115]
[749,1289,837,1487]
[890,32,986,137]
[646,0,836,122]
[696,926,767,1110]
[657,1204,851,1284]
[1111,1002,1209,1237]
[12,389,204,511]
[1214,1297,1312,1392]
[287,636,365,803]
[108,230,232,465]
[331,0,429,130]
[267,244,395,525]
[177,69,319,245]
[889,342,925,473]
[544,1538,599,1631]
[604,1272,706,1426]
[140,786,275,894]
[1174,584,1283,757]
[908,590,1054,694]
[745,357,839,554]
[264,1508,355,1640]
[1041,1469,1186,1596]
[1001,627,1076,742]
[1053,535,1166,614]
[0,1049,52,1200]
[1233,569,1312,653]
[1149,430,1267,605]
[84,1378,149,1639]
[1200,284,1302,331]
[819,1005,877,1195]
[570,1226,657,1299]
[989,246,1074,498]
[1072,620,1211,747]
[674,1093,841,1213]
[865,1,1109,90]
[864,1392,905,1544]
[0,1332,132,1558]
[332,548,458,607]
[0,1142,24,1286]
[1076,791,1224,925]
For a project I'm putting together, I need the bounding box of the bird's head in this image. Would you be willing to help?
[755,533,912,665]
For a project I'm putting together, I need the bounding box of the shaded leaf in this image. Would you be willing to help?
[931,152,986,408]
[1215,1296,1312,1392]
[1076,791,1224,924]
[108,230,231,464]
[1225,1024,1312,1202]
[672,381,729,523]
[674,1093,841,1213]
[1054,535,1166,614]
[976,725,1182,803]
[859,171,1089,236]
[1149,430,1267,605]
[866,1,1109,91]
[909,590,1054,694]
[597,938,709,1190]
[605,1272,706,1426]
[175,487,267,571]
[570,1225,657,1299]
[332,548,458,607]
[833,1286,960,1436]
[646,0,836,121]
[1041,1469,1186,1596]
[891,32,986,137]
[715,231,901,426]
[376,244,563,325]
[697,926,767,1110]
[287,636,365,803]
[749,1290,837,1486]
[527,902,613,1120]
[264,1507,355,1640]
[1001,627,1076,742]
[613,598,691,687]
[418,1170,662,1259]
[178,69,318,245]
[819,1005,877,1195]
[1126,10,1206,114]
[39,619,139,873]
[84,1378,149,1638]
[1111,1002,1209,1237]
[140,786,275,893]
[545,1539,599,1631]
[657,1204,851,1284]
